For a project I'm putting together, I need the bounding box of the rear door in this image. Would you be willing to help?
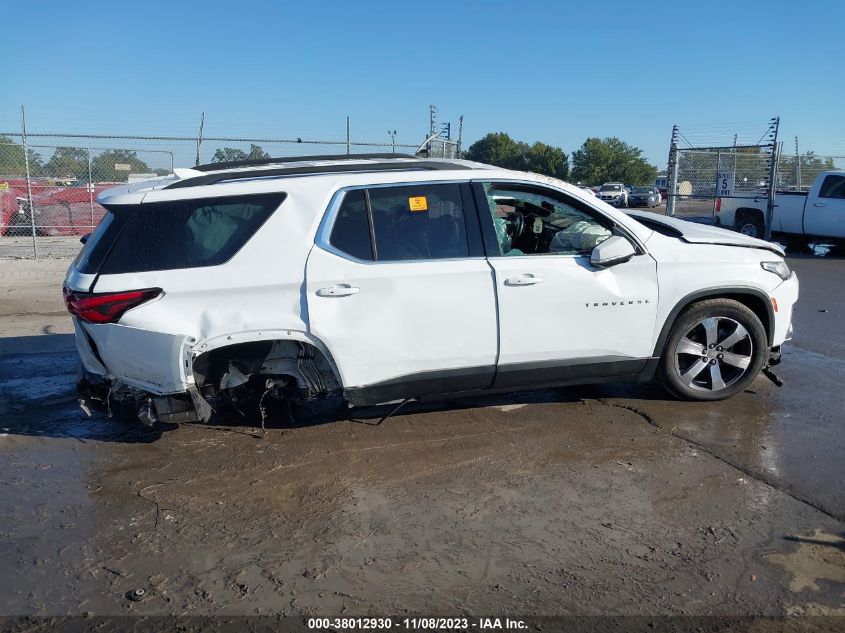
[803,173,845,238]
[305,182,498,404]
[473,181,659,388]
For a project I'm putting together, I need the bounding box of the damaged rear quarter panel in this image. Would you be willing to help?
[82,183,336,392]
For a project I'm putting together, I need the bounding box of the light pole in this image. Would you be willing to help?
[388,130,397,154]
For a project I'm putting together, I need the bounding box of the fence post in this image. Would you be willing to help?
[666,144,680,217]
[20,106,38,259]
[87,148,95,227]
[712,149,721,220]
[346,116,351,155]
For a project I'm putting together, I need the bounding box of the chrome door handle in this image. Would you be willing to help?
[504,274,543,286]
[316,284,360,297]
[813,202,826,207]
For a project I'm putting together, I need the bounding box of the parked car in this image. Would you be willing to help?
[64,155,798,427]
[628,186,662,208]
[597,182,628,207]
[715,170,845,242]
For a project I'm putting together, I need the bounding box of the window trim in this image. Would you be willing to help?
[470,179,647,259]
[315,180,485,264]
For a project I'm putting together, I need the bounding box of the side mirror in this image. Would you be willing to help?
[590,235,636,268]
[80,233,90,245]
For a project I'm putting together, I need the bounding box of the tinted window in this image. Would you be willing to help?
[368,184,468,261]
[329,189,373,260]
[96,193,284,274]
[819,175,845,199]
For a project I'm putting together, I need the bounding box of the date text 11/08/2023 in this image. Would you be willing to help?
[307,617,528,630]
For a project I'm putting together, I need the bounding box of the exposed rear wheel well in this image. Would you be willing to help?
[192,339,342,398]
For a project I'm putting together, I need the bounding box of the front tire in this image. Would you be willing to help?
[658,299,768,401]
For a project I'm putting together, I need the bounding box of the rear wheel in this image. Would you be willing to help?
[736,213,764,239]
[658,299,768,401]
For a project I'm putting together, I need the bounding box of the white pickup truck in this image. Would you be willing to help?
[715,170,845,243]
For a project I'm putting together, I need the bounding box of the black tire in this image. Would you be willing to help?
[735,214,764,239]
[658,299,767,401]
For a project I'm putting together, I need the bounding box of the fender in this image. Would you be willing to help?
[192,328,346,387]
[652,286,775,358]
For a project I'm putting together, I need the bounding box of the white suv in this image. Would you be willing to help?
[63,155,798,426]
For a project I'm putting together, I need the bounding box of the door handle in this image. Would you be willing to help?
[504,274,543,286]
[813,202,826,207]
[316,284,360,297]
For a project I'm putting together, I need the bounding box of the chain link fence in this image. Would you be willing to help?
[776,153,845,191]
[0,132,424,259]
[666,146,777,223]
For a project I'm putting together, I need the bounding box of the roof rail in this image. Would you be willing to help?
[165,160,470,190]
[193,153,418,172]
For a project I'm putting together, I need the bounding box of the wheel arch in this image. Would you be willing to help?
[190,329,346,390]
[652,287,774,357]
[734,207,765,227]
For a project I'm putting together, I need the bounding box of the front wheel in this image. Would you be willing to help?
[658,299,768,401]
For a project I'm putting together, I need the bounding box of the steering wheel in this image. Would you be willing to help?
[506,210,525,240]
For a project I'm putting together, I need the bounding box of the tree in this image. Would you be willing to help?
[0,134,44,176]
[211,144,270,163]
[778,151,836,190]
[570,137,657,186]
[90,150,150,182]
[463,133,569,179]
[45,146,89,179]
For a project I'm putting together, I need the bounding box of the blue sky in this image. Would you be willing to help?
[2,0,843,166]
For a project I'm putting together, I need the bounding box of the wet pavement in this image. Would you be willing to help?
[0,253,843,618]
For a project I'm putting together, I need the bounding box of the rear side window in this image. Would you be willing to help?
[87,193,284,274]
[368,184,468,261]
[329,189,373,260]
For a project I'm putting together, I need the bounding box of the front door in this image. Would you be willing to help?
[804,173,845,239]
[306,182,498,405]
[474,181,659,388]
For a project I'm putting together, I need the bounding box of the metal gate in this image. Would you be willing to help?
[665,118,780,239]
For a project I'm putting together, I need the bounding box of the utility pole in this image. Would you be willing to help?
[387,130,397,154]
[195,111,205,166]
[764,116,780,241]
[795,136,801,190]
[20,105,37,259]
[346,116,351,155]
[456,115,464,157]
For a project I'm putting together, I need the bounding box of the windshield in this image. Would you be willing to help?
[600,185,621,192]
[633,187,651,193]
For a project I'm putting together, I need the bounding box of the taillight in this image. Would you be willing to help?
[63,286,162,324]
[715,197,722,213]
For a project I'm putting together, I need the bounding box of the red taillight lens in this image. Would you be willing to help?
[715,197,722,213]
[63,286,162,324]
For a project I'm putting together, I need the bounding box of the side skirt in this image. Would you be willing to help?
[345,357,658,407]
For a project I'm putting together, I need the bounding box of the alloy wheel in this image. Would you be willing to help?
[673,317,753,392]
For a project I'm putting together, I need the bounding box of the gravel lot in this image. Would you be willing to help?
[0,246,843,621]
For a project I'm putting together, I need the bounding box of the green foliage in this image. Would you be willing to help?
[90,149,150,182]
[0,135,44,176]
[45,146,89,179]
[211,144,270,163]
[463,133,569,180]
[778,152,836,190]
[570,137,657,186]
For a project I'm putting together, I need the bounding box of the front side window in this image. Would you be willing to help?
[368,184,469,261]
[480,183,613,257]
[819,174,845,200]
